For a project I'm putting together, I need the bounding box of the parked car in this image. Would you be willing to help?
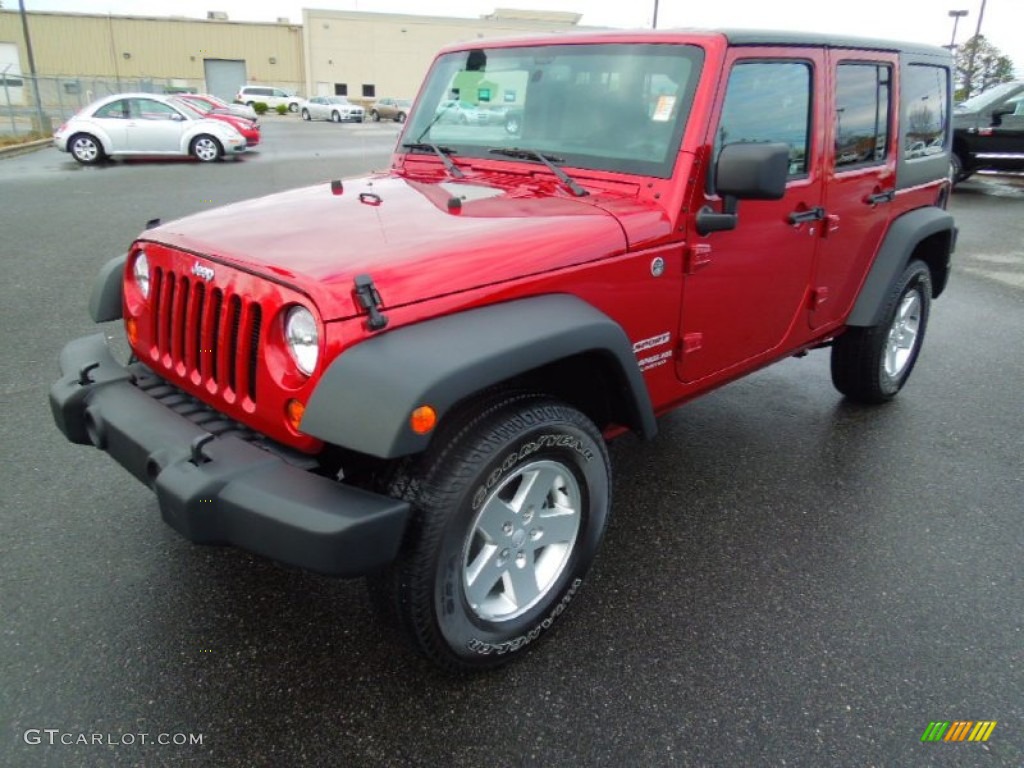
[300,96,365,123]
[177,93,257,120]
[951,79,1024,182]
[53,92,247,164]
[172,96,261,147]
[235,85,302,112]
[369,97,412,123]
[434,99,505,125]
[51,31,955,673]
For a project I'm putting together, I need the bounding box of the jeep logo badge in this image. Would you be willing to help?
[191,263,215,281]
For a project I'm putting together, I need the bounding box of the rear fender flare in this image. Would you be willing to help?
[847,207,955,327]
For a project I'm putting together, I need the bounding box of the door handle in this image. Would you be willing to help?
[865,190,895,206]
[788,206,825,225]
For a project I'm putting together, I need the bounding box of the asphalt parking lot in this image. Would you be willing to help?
[2,117,1023,767]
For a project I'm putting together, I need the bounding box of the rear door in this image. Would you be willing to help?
[679,49,825,383]
[810,51,897,329]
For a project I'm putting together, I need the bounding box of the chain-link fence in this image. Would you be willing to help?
[0,73,303,136]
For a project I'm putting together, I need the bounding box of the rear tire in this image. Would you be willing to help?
[831,260,931,403]
[301,108,311,121]
[68,133,105,165]
[366,395,611,672]
[396,112,406,123]
[371,110,380,122]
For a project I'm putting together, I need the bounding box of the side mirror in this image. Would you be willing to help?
[171,113,184,121]
[696,143,790,235]
[991,108,1013,126]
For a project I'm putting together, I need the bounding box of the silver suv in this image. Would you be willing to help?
[235,85,302,112]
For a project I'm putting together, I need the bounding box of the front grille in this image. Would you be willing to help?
[149,266,263,402]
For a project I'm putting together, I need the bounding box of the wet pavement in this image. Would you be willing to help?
[2,122,1022,766]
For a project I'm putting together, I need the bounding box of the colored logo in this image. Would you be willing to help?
[921,721,996,742]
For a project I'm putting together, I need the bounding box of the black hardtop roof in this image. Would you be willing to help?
[719,29,949,58]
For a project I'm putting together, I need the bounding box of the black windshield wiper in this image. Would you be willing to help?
[402,142,464,178]
[488,147,588,197]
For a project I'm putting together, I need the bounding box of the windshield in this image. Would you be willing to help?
[326,97,351,105]
[169,98,206,120]
[404,43,704,178]
[956,81,1023,112]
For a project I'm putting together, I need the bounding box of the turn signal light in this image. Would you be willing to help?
[410,405,437,435]
[286,399,306,431]
[125,318,138,345]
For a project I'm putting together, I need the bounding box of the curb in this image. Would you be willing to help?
[0,138,52,159]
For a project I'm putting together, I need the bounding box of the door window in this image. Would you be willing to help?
[834,63,891,168]
[715,61,812,177]
[94,100,129,119]
[130,99,180,121]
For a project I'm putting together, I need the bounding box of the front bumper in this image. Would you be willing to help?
[49,334,411,577]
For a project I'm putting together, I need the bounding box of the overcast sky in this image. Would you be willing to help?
[15,0,1024,77]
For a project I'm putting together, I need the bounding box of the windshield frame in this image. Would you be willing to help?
[403,42,705,180]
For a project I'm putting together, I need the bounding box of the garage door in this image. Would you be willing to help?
[204,59,247,102]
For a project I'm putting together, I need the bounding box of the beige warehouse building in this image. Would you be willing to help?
[303,9,583,102]
[0,9,303,106]
[0,7,586,111]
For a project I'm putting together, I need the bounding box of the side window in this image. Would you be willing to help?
[835,63,891,169]
[902,64,949,159]
[715,61,812,177]
[131,99,179,120]
[273,89,287,98]
[94,100,127,119]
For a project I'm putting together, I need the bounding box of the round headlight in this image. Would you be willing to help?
[285,306,319,376]
[133,250,150,299]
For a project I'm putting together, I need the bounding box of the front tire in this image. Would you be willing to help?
[950,151,972,185]
[331,111,341,123]
[288,102,299,113]
[190,134,223,163]
[68,133,105,165]
[367,395,611,672]
[831,260,932,403]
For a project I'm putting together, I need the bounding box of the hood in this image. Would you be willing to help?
[143,173,643,320]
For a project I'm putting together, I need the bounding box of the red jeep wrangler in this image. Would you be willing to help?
[50,30,956,671]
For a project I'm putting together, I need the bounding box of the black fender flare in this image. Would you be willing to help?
[88,254,127,323]
[846,207,955,327]
[301,295,657,459]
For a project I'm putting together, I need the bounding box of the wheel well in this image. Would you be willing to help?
[910,230,953,299]
[487,351,636,436]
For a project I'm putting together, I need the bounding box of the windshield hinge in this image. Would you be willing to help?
[353,274,389,331]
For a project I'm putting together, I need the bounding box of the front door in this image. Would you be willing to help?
[125,98,186,153]
[679,50,825,383]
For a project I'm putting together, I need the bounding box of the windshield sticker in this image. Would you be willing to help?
[652,96,676,122]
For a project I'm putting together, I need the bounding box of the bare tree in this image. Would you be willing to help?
[956,35,1015,100]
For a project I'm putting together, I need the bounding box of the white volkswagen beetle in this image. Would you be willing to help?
[54,92,247,164]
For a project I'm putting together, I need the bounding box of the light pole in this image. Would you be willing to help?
[18,0,49,133]
[652,0,659,29]
[963,0,987,99]
[947,9,968,50]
